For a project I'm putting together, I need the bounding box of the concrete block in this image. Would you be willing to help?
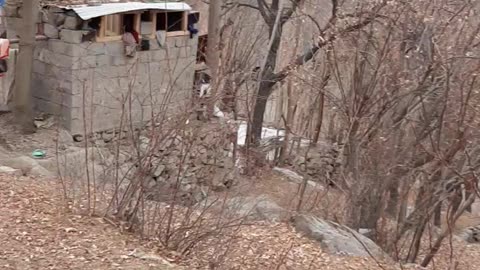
[3,5,20,18]
[71,69,94,95]
[104,41,124,57]
[5,17,21,38]
[149,39,160,50]
[179,47,190,58]
[81,42,106,55]
[44,23,59,39]
[175,36,188,47]
[33,96,67,118]
[190,46,197,57]
[95,55,113,67]
[138,51,151,63]
[43,64,73,83]
[37,48,73,68]
[112,55,137,66]
[42,7,66,26]
[63,15,82,30]
[33,60,47,75]
[151,49,166,62]
[49,40,96,57]
[166,37,176,48]
[60,29,87,44]
[165,46,180,60]
[140,22,153,35]
[72,55,96,69]
[188,36,198,47]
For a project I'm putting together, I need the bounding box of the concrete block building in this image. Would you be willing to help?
[6,1,200,134]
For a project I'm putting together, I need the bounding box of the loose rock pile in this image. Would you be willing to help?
[132,121,238,205]
[289,142,341,186]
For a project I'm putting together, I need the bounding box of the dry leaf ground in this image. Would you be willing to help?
[1,171,480,269]
[0,172,412,270]
[0,173,179,270]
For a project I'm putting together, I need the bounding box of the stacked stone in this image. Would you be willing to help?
[137,121,237,204]
[290,142,341,186]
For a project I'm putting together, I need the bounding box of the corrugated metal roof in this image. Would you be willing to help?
[59,2,192,20]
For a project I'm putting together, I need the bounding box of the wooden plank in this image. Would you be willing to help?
[150,11,157,38]
[98,16,106,38]
[95,35,123,42]
[182,11,188,31]
[134,13,141,33]
[166,31,189,37]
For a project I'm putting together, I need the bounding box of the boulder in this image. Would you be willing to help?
[0,156,53,177]
[292,214,388,259]
[0,166,22,176]
[222,195,289,222]
[273,167,324,191]
[457,226,480,243]
[30,165,55,177]
[54,129,74,150]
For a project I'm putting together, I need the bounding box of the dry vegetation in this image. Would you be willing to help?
[4,0,480,269]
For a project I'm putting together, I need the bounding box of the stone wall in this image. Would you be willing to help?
[32,35,198,134]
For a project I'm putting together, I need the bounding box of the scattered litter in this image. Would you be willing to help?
[128,249,174,266]
[31,149,46,159]
[64,227,78,233]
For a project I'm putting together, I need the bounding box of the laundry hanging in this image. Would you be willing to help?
[0,38,10,76]
[122,31,138,57]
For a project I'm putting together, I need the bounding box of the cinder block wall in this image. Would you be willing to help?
[33,35,198,135]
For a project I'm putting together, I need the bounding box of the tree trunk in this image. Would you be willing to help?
[206,0,220,118]
[13,0,37,133]
[386,179,400,216]
[249,87,270,144]
[247,0,284,145]
[312,91,325,144]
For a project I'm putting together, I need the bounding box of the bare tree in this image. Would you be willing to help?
[244,0,387,144]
